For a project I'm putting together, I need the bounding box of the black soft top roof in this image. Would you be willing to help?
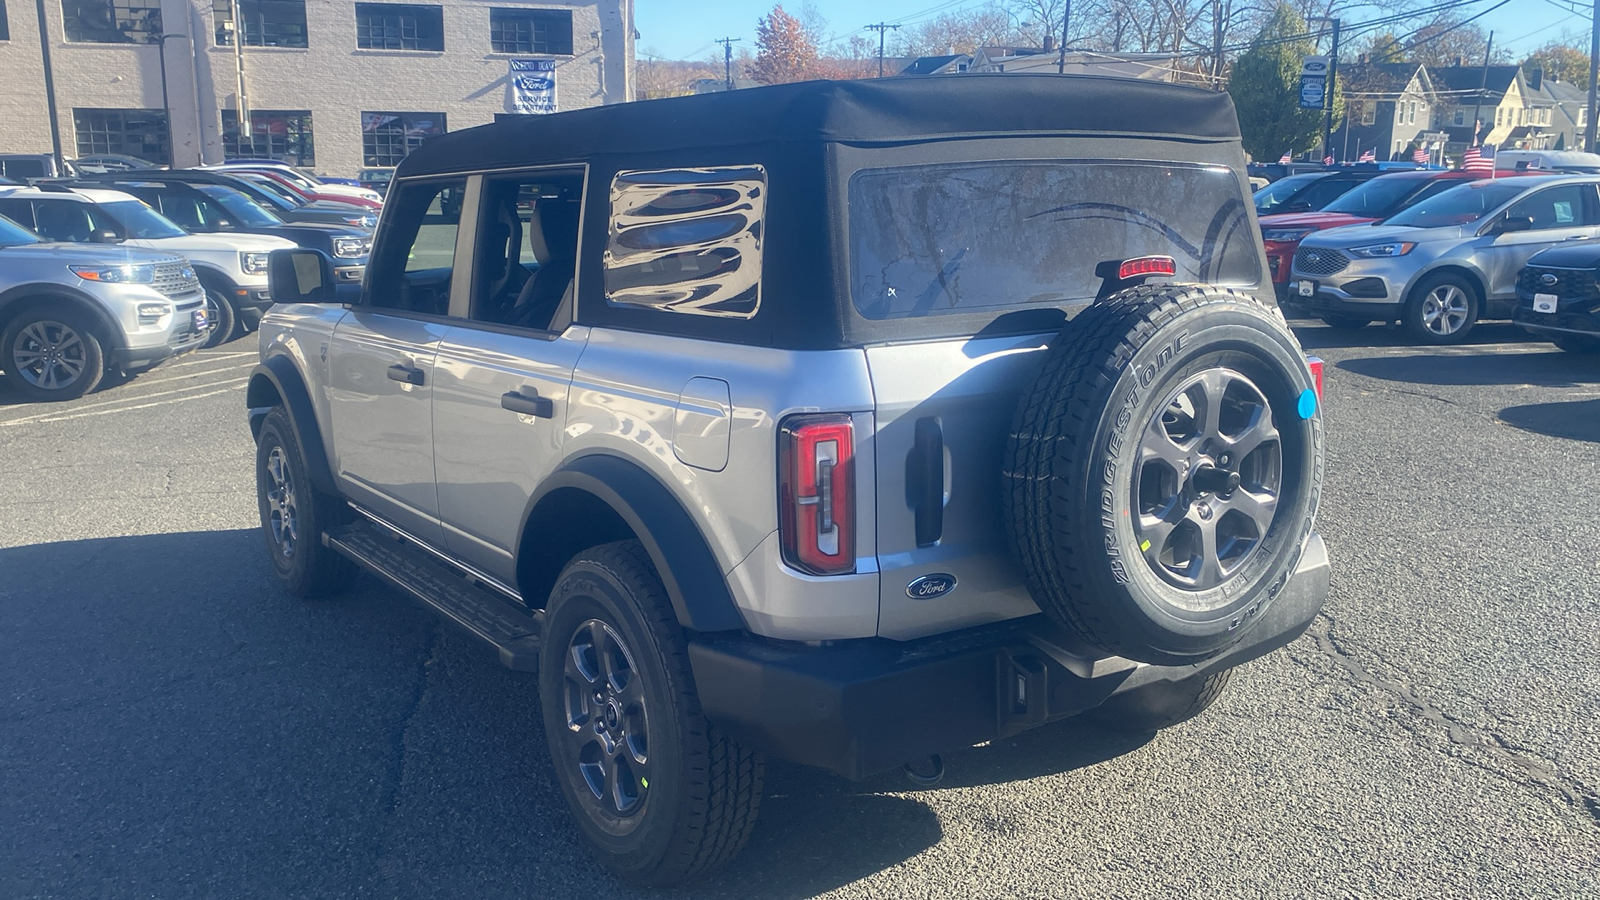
[401,74,1242,177]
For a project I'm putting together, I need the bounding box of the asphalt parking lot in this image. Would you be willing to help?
[2,318,1597,899]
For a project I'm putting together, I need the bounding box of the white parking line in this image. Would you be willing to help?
[123,357,257,390]
[0,376,247,427]
[3,385,245,425]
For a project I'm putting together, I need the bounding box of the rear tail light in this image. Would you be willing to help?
[1117,255,1177,280]
[779,414,856,576]
[1306,356,1324,399]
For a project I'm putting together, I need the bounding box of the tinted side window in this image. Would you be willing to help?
[365,178,466,315]
[1504,185,1600,230]
[469,170,583,330]
[0,199,35,230]
[1292,177,1359,211]
[604,166,766,319]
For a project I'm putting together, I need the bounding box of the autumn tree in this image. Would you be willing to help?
[1229,4,1337,162]
[1523,39,1591,88]
[1404,16,1507,68]
[747,5,821,84]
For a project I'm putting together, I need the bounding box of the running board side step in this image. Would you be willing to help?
[324,522,543,671]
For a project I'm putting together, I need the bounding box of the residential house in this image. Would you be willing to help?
[900,54,972,75]
[1333,63,1435,161]
[1429,65,1549,153]
[1534,77,1588,150]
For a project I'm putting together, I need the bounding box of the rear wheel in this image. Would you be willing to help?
[540,541,763,886]
[1,307,105,401]
[1549,333,1600,354]
[1403,273,1480,344]
[1319,315,1372,329]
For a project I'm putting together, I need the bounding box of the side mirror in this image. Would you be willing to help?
[1494,215,1534,235]
[267,248,339,304]
[91,228,121,243]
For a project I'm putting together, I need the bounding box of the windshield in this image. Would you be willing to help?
[1384,181,1530,228]
[101,200,188,238]
[244,176,306,207]
[0,214,41,246]
[1253,173,1325,212]
[1322,176,1428,215]
[197,184,284,226]
[850,161,1261,319]
[360,169,394,184]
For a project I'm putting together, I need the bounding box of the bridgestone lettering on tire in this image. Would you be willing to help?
[1004,285,1324,665]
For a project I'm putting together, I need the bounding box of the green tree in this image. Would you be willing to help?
[1523,40,1591,89]
[1228,4,1337,162]
[747,5,821,84]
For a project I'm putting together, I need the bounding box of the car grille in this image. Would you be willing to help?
[1293,247,1349,276]
[1517,265,1599,302]
[153,261,202,299]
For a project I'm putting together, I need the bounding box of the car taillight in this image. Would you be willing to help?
[1117,255,1177,279]
[1306,356,1324,399]
[779,414,855,576]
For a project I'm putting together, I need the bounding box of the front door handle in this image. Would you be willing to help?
[386,363,425,386]
[502,388,554,419]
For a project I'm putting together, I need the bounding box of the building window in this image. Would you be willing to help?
[214,0,307,48]
[355,3,443,50]
[361,112,446,165]
[1359,103,1374,126]
[489,7,572,55]
[1454,109,1465,126]
[72,108,170,165]
[222,109,314,164]
[62,0,162,43]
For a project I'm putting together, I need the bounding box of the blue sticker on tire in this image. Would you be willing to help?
[1297,389,1317,419]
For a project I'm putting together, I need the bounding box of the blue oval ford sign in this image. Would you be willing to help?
[907,573,957,600]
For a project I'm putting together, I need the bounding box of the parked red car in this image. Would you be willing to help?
[1261,170,1530,301]
[216,168,383,210]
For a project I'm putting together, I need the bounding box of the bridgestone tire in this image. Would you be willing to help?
[1086,668,1234,734]
[540,541,763,887]
[1,307,105,401]
[255,407,357,598]
[1005,285,1324,665]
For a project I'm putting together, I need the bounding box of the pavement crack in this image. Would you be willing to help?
[1307,613,1600,828]
[382,624,441,818]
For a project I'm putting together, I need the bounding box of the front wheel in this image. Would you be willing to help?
[1403,273,1480,344]
[255,407,356,598]
[1,307,105,401]
[540,541,763,887]
[202,287,238,348]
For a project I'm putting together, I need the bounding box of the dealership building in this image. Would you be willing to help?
[0,0,635,176]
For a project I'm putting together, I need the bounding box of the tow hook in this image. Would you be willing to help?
[902,754,945,787]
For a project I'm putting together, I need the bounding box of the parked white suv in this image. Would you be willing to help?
[0,186,296,346]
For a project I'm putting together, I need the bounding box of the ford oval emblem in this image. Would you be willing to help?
[907,573,957,600]
[1540,273,1559,286]
[1305,252,1321,263]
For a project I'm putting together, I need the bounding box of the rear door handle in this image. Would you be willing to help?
[502,388,554,419]
[386,363,425,386]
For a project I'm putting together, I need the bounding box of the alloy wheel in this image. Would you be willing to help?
[1420,285,1469,336]
[1133,368,1283,598]
[11,320,87,391]
[562,619,650,817]
[264,446,298,558]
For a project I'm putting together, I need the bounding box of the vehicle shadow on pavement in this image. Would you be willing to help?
[1497,398,1600,444]
[2,529,1153,900]
[1287,319,1536,352]
[1336,349,1600,387]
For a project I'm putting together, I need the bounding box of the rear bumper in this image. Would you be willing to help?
[690,533,1330,780]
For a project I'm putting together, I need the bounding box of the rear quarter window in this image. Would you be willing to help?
[849,161,1260,320]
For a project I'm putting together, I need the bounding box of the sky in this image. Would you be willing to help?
[635,0,1587,64]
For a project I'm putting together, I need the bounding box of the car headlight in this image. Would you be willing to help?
[1348,242,1416,258]
[342,215,377,229]
[70,264,155,283]
[240,251,270,275]
[1262,228,1316,242]
[333,237,370,258]
[136,302,170,323]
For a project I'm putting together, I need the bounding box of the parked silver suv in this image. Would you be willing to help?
[1288,174,1600,342]
[248,77,1330,886]
[0,213,206,400]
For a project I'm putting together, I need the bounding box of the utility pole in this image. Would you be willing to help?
[714,37,740,91]
[1057,1,1071,74]
[229,0,250,138]
[1310,16,1340,164]
[32,0,65,172]
[1471,32,1494,149]
[865,23,899,78]
[1587,0,1599,151]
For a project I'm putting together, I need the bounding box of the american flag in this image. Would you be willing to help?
[1279,151,1293,164]
[1462,145,1496,176]
[1358,149,1376,162]
[1324,155,1334,165]
[1413,147,1430,164]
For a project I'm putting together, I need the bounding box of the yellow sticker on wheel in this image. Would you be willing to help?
[1140,540,1152,552]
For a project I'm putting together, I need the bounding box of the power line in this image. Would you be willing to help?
[713,36,740,90]
[865,22,902,77]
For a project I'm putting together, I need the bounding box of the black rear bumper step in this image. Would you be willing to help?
[324,522,543,671]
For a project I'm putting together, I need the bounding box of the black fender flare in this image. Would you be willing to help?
[0,283,127,352]
[246,354,338,496]
[520,454,748,634]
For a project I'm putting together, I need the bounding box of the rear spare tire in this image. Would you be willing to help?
[1005,285,1323,665]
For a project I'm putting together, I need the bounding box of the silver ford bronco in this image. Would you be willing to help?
[249,76,1329,886]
